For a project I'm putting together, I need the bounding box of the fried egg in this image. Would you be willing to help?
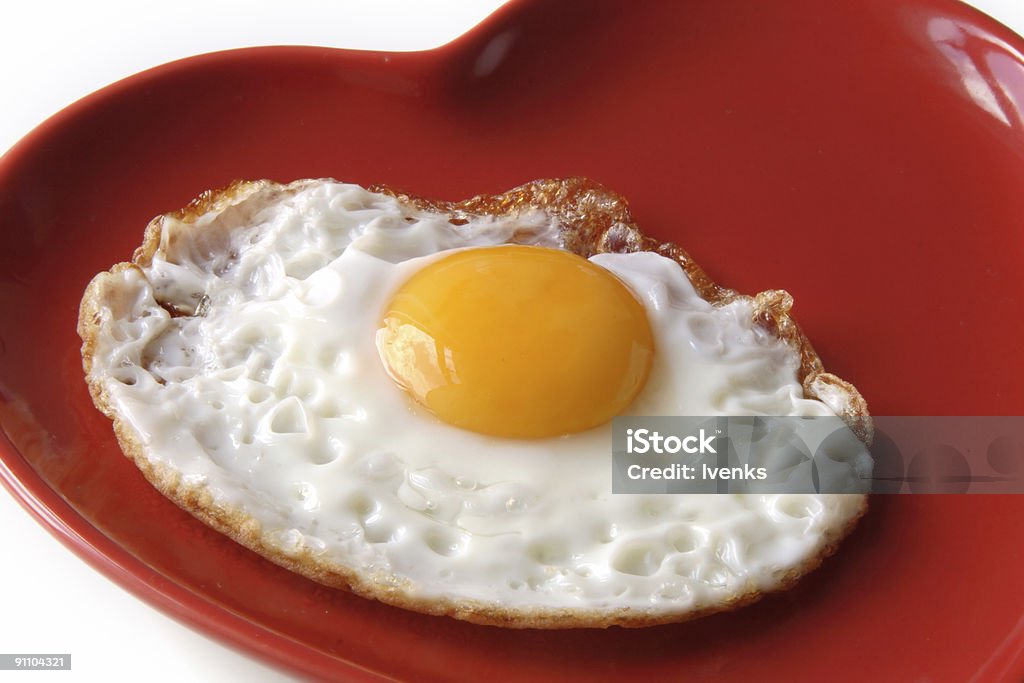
[80,179,869,627]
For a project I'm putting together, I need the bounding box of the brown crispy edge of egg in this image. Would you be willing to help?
[77,177,869,629]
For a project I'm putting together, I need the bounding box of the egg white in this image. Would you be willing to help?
[90,181,867,614]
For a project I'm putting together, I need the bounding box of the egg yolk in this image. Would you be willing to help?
[377,245,655,438]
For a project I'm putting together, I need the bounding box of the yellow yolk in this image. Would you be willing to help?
[377,245,655,438]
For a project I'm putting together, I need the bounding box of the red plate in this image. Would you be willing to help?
[2,1,1023,680]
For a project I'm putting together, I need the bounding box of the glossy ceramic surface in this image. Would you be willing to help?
[2,0,1023,680]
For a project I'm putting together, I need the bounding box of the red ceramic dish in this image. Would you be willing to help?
[2,0,1024,680]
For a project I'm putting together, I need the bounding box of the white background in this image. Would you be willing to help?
[1,1,1021,682]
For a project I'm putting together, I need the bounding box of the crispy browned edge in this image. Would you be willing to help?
[77,177,870,629]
